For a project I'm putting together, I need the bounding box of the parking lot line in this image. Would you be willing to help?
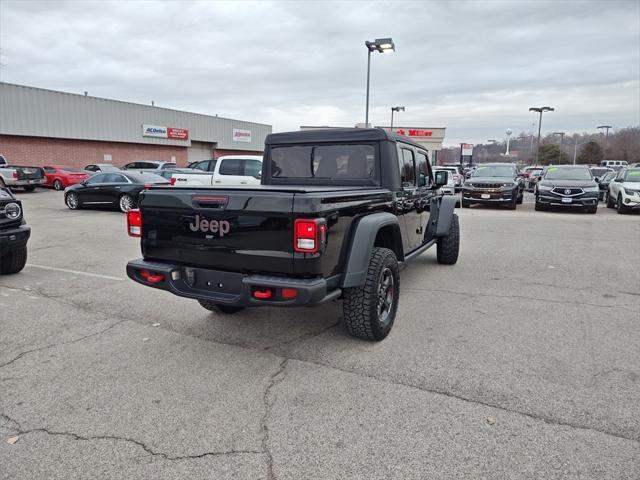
[26,263,125,281]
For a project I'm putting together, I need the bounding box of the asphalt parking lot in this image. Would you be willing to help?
[1,189,639,479]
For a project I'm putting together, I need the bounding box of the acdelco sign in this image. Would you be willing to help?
[142,124,168,138]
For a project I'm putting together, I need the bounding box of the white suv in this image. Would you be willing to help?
[605,168,640,214]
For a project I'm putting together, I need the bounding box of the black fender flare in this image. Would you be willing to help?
[434,194,456,237]
[340,212,403,288]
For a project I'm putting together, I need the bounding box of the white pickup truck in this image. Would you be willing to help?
[173,155,262,187]
[0,155,46,192]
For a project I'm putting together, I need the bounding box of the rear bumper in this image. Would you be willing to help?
[0,224,30,255]
[126,258,336,307]
[9,179,45,187]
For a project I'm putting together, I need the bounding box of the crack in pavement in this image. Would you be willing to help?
[262,321,342,352]
[1,413,263,462]
[0,319,127,369]
[260,359,288,480]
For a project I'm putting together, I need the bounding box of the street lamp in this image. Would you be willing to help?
[365,38,395,127]
[553,132,565,164]
[529,106,554,165]
[505,128,513,156]
[573,138,591,165]
[597,125,612,155]
[390,106,404,131]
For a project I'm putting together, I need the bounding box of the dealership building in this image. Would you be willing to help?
[0,82,271,168]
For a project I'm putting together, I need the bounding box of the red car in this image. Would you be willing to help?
[42,165,89,190]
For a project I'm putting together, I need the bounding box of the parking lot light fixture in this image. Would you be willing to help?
[365,38,395,127]
[597,125,613,154]
[390,106,404,130]
[529,106,554,165]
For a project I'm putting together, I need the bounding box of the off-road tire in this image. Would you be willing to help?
[617,194,628,214]
[0,246,27,274]
[198,300,244,314]
[436,213,460,265]
[606,191,615,208]
[342,247,399,341]
[23,186,36,192]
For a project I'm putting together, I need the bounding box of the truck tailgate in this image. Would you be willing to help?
[139,188,295,275]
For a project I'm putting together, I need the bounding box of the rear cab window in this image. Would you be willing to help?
[268,143,379,186]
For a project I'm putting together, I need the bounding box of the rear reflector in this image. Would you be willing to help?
[139,270,164,283]
[282,288,298,299]
[253,288,273,299]
[127,209,142,237]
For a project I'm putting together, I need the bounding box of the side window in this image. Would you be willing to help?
[400,148,416,188]
[244,160,262,177]
[192,161,208,171]
[43,166,56,173]
[123,162,136,169]
[416,151,430,187]
[219,159,243,175]
[86,174,107,185]
[85,165,96,172]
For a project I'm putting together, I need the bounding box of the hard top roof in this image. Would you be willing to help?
[265,128,427,149]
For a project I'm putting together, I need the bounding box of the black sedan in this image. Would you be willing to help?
[535,165,599,213]
[461,163,524,209]
[64,172,169,213]
[598,170,617,201]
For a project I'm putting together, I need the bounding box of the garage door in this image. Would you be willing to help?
[188,141,214,163]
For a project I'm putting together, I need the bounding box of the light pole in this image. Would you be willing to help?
[390,106,404,131]
[553,132,565,164]
[529,106,554,165]
[364,38,395,127]
[597,125,612,156]
[505,128,513,156]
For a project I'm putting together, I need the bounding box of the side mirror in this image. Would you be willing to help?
[615,178,623,183]
[434,170,448,187]
[594,177,600,183]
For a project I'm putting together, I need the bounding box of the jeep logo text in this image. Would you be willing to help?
[189,215,231,237]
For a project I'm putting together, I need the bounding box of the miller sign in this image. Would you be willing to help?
[395,129,433,137]
[233,129,252,143]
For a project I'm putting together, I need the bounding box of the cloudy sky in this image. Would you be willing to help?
[1,0,638,145]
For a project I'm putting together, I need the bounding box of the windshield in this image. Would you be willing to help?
[544,167,593,180]
[590,168,610,178]
[472,165,515,177]
[623,169,640,182]
[270,144,376,180]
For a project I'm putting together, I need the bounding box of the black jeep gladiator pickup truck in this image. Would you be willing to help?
[0,187,30,274]
[126,128,460,341]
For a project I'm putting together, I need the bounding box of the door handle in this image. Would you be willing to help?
[240,181,247,184]
[214,180,221,184]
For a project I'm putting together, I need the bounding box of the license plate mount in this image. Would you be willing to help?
[561,197,572,203]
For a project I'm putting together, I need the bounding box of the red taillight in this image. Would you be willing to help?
[253,288,273,299]
[282,288,298,299]
[127,209,142,237]
[139,270,164,283]
[12,171,17,179]
[294,218,325,253]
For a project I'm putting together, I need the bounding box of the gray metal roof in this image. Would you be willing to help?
[0,82,271,151]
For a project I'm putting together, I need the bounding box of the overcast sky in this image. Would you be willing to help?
[1,0,638,145]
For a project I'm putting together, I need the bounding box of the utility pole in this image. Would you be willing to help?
[554,132,565,164]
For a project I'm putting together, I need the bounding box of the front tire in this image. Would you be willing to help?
[436,214,460,265]
[516,190,524,204]
[617,194,628,214]
[198,300,244,314]
[65,192,80,210]
[0,246,27,274]
[606,191,615,208]
[508,195,517,210]
[535,197,545,211]
[342,247,399,341]
[53,179,63,190]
